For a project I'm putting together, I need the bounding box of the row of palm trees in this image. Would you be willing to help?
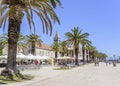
[52,27,107,65]
[0,29,107,66]
[0,28,107,73]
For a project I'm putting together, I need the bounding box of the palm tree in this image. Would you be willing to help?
[0,43,3,56]
[25,34,42,55]
[60,41,68,56]
[0,34,27,53]
[0,50,2,56]
[0,34,8,56]
[17,34,27,53]
[0,34,8,55]
[90,47,100,62]
[97,52,107,62]
[80,33,91,64]
[65,27,83,65]
[100,53,107,61]
[52,42,61,59]
[85,44,92,63]
[0,34,8,48]
[51,42,61,64]
[90,46,97,61]
[0,0,61,73]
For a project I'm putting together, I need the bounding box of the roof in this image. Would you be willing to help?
[36,43,52,50]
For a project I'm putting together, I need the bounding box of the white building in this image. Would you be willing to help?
[2,43,55,58]
[35,43,55,58]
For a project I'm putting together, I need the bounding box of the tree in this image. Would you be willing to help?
[80,33,91,64]
[52,42,61,59]
[0,50,3,56]
[97,52,107,61]
[0,0,61,73]
[60,41,68,56]
[25,34,42,55]
[0,34,8,48]
[0,34,8,56]
[0,43,3,56]
[86,45,96,62]
[17,34,27,53]
[85,44,92,63]
[65,27,83,65]
[0,34,27,53]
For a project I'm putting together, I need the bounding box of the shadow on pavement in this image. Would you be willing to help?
[0,82,7,84]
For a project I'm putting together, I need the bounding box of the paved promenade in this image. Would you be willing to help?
[1,63,120,86]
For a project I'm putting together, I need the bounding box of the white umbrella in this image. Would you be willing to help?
[27,54,35,59]
[35,55,43,60]
[0,55,7,59]
[0,53,28,60]
[57,56,71,59]
[27,54,45,60]
[41,55,50,60]
[16,53,28,59]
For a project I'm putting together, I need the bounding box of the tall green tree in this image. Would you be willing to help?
[0,49,3,56]
[89,46,97,61]
[85,44,92,63]
[0,0,61,73]
[0,43,3,56]
[52,42,61,59]
[60,41,68,56]
[25,34,42,55]
[97,52,107,61]
[0,34,8,48]
[65,27,83,65]
[65,27,91,65]
[0,34,27,53]
[80,33,91,64]
[0,34,8,56]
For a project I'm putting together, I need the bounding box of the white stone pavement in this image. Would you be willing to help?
[1,63,120,86]
[0,65,68,86]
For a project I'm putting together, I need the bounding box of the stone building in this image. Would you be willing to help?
[35,43,54,58]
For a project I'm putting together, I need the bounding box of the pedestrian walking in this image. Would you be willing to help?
[105,60,108,66]
[113,60,116,67]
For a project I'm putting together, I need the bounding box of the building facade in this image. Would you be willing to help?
[35,43,55,58]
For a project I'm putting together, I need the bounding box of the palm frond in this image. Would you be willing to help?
[0,0,62,35]
[49,0,62,8]
[0,7,9,28]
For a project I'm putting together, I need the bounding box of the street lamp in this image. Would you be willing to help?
[113,53,116,60]
[113,53,116,67]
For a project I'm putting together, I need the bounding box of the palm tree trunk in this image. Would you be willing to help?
[62,52,64,56]
[7,19,20,73]
[75,47,79,65]
[55,51,58,58]
[87,50,90,62]
[86,55,88,63]
[54,51,58,63]
[86,50,89,63]
[7,6,23,73]
[31,42,36,55]
[82,46,85,64]
[89,52,93,62]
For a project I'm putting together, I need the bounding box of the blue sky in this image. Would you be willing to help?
[0,0,120,57]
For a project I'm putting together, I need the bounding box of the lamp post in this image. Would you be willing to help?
[113,53,116,61]
[113,53,116,67]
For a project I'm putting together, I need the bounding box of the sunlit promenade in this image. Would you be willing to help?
[1,62,120,86]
